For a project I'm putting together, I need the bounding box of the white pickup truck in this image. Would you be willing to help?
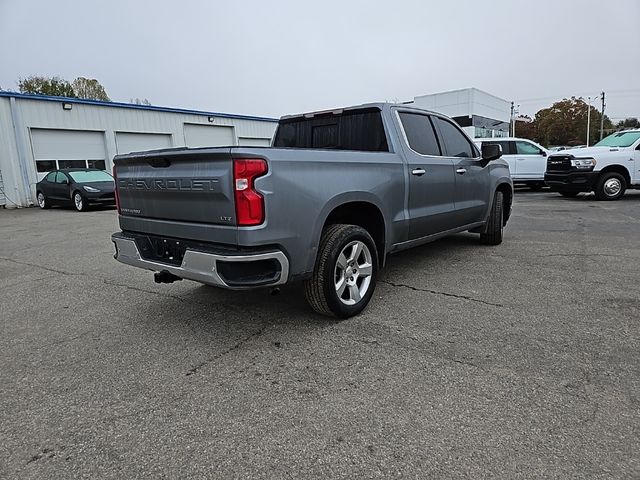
[544,130,640,200]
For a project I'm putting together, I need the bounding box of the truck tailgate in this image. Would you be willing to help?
[114,148,235,226]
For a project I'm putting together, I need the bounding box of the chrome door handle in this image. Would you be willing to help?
[456,168,467,174]
[411,168,426,176]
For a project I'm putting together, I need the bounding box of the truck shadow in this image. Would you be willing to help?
[139,233,481,332]
[536,190,640,202]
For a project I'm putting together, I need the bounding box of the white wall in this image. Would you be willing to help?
[0,95,278,207]
[412,88,510,123]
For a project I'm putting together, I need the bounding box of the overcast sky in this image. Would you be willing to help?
[1,0,639,120]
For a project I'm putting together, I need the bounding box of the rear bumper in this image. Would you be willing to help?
[544,171,598,191]
[111,232,289,289]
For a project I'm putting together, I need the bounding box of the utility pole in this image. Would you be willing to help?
[510,101,515,137]
[586,96,592,146]
[599,91,605,140]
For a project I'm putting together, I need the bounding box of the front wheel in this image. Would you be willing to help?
[73,191,87,211]
[480,191,504,245]
[594,172,626,201]
[304,224,378,318]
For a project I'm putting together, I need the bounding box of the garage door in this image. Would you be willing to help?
[31,129,107,179]
[238,137,271,147]
[115,132,172,155]
[184,124,235,148]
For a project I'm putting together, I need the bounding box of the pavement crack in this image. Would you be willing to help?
[185,324,268,376]
[101,278,186,302]
[33,331,94,351]
[0,256,81,277]
[541,253,626,258]
[380,280,504,307]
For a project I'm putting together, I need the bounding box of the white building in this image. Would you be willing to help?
[0,92,278,208]
[407,87,511,140]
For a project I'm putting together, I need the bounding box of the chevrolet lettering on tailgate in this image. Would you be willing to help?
[118,178,218,191]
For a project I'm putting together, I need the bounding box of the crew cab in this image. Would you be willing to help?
[474,137,549,190]
[544,129,640,200]
[111,103,513,318]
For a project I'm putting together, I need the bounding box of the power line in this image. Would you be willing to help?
[516,90,640,104]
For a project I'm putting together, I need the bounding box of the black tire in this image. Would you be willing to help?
[72,191,87,212]
[480,191,504,245]
[36,191,50,209]
[559,190,579,198]
[304,224,378,319]
[594,172,626,201]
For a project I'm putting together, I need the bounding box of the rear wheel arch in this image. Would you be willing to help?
[319,201,387,268]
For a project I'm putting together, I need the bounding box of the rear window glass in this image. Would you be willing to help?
[68,170,114,182]
[273,108,389,152]
[399,112,441,156]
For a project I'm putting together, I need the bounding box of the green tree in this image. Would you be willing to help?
[18,75,76,97]
[72,77,110,101]
[521,97,613,147]
[615,117,640,130]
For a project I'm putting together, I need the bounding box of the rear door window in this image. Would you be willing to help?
[482,140,514,155]
[45,172,57,182]
[398,112,441,156]
[432,117,476,158]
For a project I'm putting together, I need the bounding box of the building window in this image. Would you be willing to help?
[35,160,57,172]
[57,160,88,169]
[87,159,106,170]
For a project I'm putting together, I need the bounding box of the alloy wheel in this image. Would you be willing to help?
[334,240,373,305]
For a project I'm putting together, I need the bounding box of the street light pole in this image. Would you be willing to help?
[586,96,592,146]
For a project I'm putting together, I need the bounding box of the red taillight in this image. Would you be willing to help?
[112,165,121,213]
[233,158,267,226]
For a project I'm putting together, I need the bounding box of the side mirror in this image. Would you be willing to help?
[62,179,69,185]
[541,151,547,157]
[481,143,502,161]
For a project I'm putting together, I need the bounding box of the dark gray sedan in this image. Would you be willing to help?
[35,169,115,211]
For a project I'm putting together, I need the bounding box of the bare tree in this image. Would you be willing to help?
[72,77,110,101]
[130,97,152,105]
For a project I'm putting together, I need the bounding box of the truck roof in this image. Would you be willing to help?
[279,102,441,121]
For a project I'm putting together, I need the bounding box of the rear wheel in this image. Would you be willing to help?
[594,172,626,201]
[480,191,504,245]
[36,191,50,209]
[304,224,378,318]
[73,191,87,211]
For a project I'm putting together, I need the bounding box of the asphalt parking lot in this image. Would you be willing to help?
[1,190,639,479]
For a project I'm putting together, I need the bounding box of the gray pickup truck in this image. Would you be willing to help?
[112,103,512,318]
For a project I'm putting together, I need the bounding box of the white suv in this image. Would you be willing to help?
[474,137,549,190]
